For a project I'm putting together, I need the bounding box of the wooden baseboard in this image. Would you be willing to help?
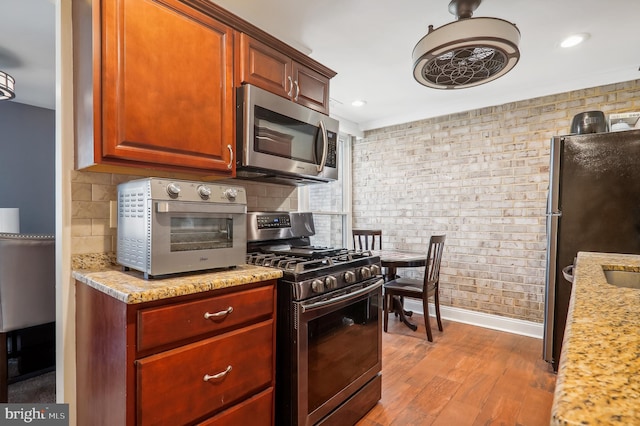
[402,300,544,339]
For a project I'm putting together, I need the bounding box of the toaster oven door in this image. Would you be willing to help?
[149,202,246,276]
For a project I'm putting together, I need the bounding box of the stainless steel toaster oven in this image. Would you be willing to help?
[116,178,247,278]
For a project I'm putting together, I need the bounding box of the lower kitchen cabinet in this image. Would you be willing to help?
[76,279,277,425]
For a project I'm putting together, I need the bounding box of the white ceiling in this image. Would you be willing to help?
[1,0,55,111]
[3,0,639,132]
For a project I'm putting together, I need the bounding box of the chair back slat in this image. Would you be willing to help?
[352,229,382,250]
[424,235,446,289]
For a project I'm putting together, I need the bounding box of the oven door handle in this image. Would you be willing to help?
[301,279,383,313]
[155,201,246,215]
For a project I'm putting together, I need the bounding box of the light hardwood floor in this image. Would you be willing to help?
[357,314,556,426]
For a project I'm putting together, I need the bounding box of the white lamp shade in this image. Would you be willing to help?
[0,208,20,233]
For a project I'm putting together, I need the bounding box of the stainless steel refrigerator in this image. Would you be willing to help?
[544,128,640,371]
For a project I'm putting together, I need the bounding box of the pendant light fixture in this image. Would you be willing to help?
[0,70,16,100]
[412,0,520,89]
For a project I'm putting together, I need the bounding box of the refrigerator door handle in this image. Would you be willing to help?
[543,213,560,363]
[562,264,574,283]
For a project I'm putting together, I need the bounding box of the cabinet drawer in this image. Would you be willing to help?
[137,285,274,352]
[197,387,273,426]
[137,320,273,426]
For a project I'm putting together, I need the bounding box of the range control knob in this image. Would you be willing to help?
[166,183,181,198]
[311,279,325,293]
[324,275,338,290]
[343,270,356,284]
[224,188,238,200]
[370,264,381,276]
[359,266,372,279]
[197,185,212,199]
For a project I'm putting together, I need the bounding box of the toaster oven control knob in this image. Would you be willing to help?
[359,266,372,279]
[343,270,356,284]
[166,183,181,198]
[224,188,238,200]
[311,279,325,293]
[197,185,212,199]
[324,275,338,290]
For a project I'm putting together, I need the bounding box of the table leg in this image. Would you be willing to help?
[384,266,417,331]
[392,296,417,331]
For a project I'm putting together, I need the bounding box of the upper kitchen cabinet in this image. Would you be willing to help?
[236,33,334,115]
[73,0,235,177]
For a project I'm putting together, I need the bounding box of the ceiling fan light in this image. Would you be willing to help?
[0,70,16,100]
[412,8,520,89]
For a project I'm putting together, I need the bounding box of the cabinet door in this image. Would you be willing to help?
[293,62,330,115]
[101,0,235,174]
[237,33,292,99]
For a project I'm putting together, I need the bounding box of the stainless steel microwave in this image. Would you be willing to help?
[236,84,339,185]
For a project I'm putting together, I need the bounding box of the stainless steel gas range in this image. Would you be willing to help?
[246,212,383,426]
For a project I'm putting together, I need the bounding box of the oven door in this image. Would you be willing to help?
[149,201,246,276]
[295,277,383,426]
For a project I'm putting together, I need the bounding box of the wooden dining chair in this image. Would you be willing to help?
[352,229,382,250]
[383,235,445,342]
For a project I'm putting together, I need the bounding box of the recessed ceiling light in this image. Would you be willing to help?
[560,33,590,48]
[351,100,367,107]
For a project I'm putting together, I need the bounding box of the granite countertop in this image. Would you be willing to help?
[73,263,283,304]
[551,252,640,425]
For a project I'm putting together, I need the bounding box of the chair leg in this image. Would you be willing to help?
[423,297,433,342]
[0,332,7,403]
[435,290,443,332]
[383,292,390,332]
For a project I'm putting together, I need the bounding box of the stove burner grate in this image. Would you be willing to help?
[247,249,378,274]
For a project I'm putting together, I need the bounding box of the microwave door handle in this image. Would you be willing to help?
[317,120,329,173]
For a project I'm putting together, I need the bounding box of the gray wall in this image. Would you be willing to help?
[0,101,55,234]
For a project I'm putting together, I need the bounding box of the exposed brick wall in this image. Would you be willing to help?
[353,79,640,323]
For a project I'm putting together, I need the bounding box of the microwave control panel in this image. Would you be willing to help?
[325,131,337,168]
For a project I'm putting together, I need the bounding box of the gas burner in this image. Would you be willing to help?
[246,212,382,299]
[247,250,378,272]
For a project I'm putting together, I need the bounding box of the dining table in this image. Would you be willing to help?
[371,249,427,331]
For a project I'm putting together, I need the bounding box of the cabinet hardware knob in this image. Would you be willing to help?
[203,365,232,382]
[204,306,234,320]
[227,144,233,169]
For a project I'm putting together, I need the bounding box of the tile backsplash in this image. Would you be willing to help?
[70,172,297,255]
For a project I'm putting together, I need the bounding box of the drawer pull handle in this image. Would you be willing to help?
[204,306,233,320]
[204,365,232,382]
